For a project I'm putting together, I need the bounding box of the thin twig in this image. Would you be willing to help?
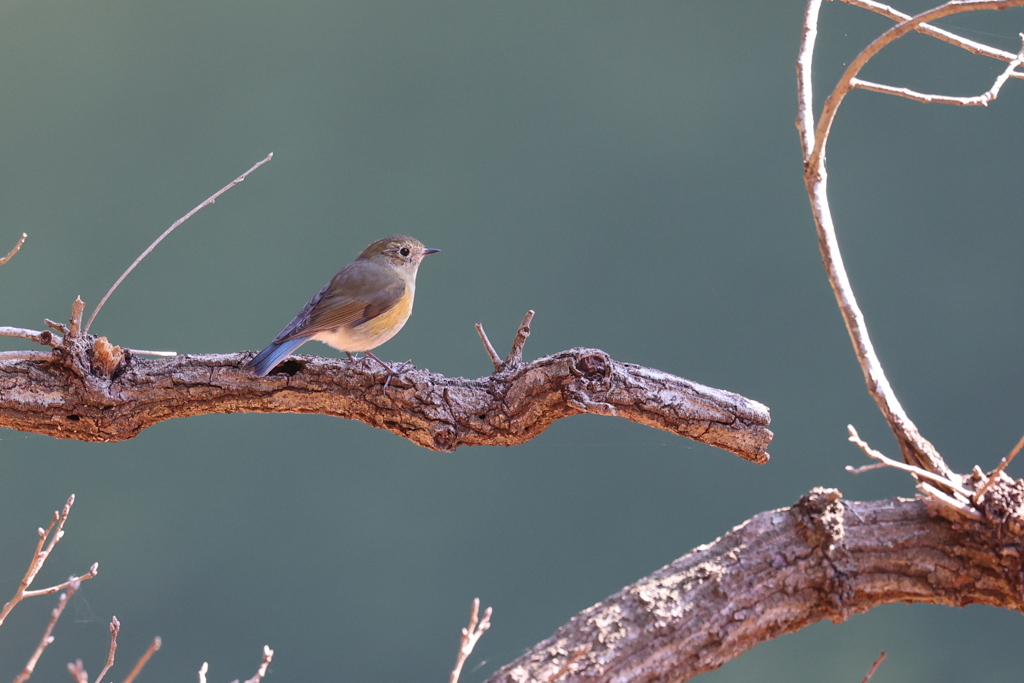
[1,495,76,627]
[845,461,887,474]
[1,232,27,265]
[12,582,80,683]
[475,322,504,372]
[0,326,61,347]
[125,348,177,357]
[22,563,99,599]
[847,425,973,499]
[84,153,274,334]
[505,310,535,368]
[852,34,1024,104]
[0,350,53,362]
[120,636,161,683]
[861,651,886,683]
[242,646,275,683]
[451,598,493,683]
[45,319,70,334]
[840,0,1024,63]
[94,616,121,683]
[974,433,1024,504]
[919,480,985,520]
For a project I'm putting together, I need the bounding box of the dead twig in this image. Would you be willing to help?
[120,636,161,683]
[974,433,1024,504]
[846,425,973,499]
[475,322,504,372]
[12,581,81,683]
[84,153,274,334]
[505,310,534,369]
[451,598,492,683]
[0,326,61,347]
[861,651,886,683]
[1,232,27,265]
[68,297,85,339]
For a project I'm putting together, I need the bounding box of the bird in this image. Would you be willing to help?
[246,235,439,377]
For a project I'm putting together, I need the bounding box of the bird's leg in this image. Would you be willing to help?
[364,350,397,376]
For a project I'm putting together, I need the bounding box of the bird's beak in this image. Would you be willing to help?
[423,248,441,255]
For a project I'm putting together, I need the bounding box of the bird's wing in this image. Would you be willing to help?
[274,260,407,343]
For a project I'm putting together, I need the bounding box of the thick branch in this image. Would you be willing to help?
[0,336,772,462]
[485,487,1024,683]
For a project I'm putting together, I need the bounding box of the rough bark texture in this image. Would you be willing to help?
[0,334,772,461]
[485,486,1024,683]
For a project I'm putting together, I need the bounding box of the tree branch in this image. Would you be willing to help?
[1,232,27,265]
[485,487,1024,683]
[0,324,772,461]
[840,0,1024,64]
[796,0,1024,475]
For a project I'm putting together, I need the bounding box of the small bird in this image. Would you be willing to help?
[246,235,439,377]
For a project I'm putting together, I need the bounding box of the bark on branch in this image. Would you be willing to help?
[0,328,772,461]
[485,486,1024,683]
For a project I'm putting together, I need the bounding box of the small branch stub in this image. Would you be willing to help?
[505,310,534,369]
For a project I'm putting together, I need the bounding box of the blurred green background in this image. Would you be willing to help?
[2,1,1023,681]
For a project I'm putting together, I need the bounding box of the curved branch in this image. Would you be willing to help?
[485,487,1024,683]
[0,332,772,461]
[795,0,1024,475]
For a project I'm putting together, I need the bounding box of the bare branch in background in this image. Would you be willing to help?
[92,617,120,683]
[121,637,162,683]
[797,0,1024,475]
[861,651,887,683]
[450,599,492,683]
[0,495,98,627]
[12,581,81,683]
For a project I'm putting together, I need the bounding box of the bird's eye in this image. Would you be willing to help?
[400,247,410,257]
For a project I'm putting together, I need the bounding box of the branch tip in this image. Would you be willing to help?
[861,651,886,683]
[1,232,27,265]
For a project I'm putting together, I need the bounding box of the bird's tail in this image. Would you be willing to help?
[245,337,309,376]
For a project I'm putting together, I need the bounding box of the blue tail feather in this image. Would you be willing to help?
[246,337,309,376]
